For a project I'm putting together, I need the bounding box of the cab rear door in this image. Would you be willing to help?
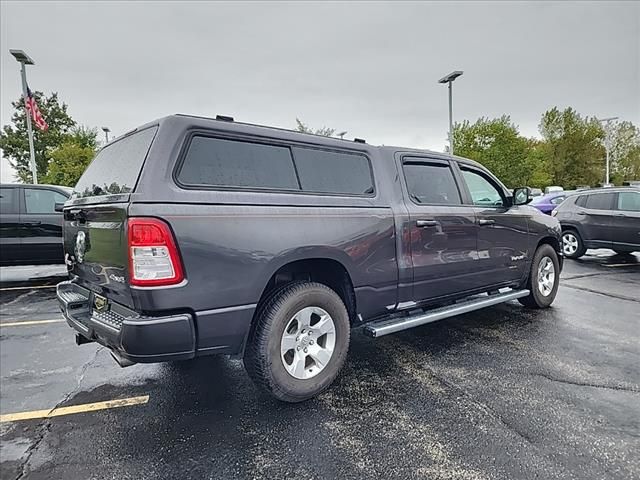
[398,156,480,301]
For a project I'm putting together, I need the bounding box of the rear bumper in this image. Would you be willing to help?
[57,281,196,364]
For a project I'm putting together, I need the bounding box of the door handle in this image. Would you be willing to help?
[576,211,586,216]
[478,219,495,226]
[416,219,438,228]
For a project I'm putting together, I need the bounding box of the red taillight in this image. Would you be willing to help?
[127,218,184,287]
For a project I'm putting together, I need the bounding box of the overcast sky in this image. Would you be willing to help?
[1,1,638,182]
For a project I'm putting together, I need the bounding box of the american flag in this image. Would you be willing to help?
[24,87,48,131]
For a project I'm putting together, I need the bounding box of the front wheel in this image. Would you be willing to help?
[562,230,586,259]
[518,244,560,309]
[244,281,350,403]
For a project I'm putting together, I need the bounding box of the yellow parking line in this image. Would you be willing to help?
[0,319,66,327]
[0,395,150,422]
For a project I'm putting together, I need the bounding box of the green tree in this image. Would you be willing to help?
[538,107,605,188]
[41,127,98,187]
[607,121,640,184]
[452,116,538,187]
[295,118,335,137]
[0,91,76,183]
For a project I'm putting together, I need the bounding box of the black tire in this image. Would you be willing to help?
[244,281,350,403]
[561,229,586,259]
[518,244,560,309]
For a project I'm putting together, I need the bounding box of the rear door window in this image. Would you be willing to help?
[0,187,18,214]
[72,126,158,199]
[585,193,615,210]
[402,161,461,205]
[178,136,299,190]
[292,147,374,195]
[616,191,640,211]
[24,189,68,214]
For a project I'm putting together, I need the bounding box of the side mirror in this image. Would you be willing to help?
[54,202,65,212]
[512,187,531,206]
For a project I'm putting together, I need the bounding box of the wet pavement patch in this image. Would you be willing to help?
[1,253,638,480]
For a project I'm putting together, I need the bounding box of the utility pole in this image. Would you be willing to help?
[438,71,463,155]
[10,49,38,184]
[597,116,619,186]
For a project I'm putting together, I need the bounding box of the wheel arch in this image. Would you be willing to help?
[240,255,358,358]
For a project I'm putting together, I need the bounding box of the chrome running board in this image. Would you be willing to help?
[363,289,530,338]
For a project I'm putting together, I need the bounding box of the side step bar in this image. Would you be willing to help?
[363,289,530,338]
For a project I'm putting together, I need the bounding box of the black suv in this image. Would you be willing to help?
[0,183,72,266]
[554,187,640,258]
[57,114,562,402]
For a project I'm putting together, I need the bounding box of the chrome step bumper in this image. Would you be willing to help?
[363,289,530,338]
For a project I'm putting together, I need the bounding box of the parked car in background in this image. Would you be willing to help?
[545,186,564,194]
[553,187,640,258]
[530,191,574,215]
[0,184,72,266]
[529,187,543,198]
[56,114,563,403]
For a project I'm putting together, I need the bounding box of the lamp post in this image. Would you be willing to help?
[438,70,463,155]
[9,49,38,184]
[596,116,619,186]
[337,131,347,140]
[102,127,111,144]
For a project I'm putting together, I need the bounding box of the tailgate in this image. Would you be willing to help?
[64,204,133,308]
[62,126,158,309]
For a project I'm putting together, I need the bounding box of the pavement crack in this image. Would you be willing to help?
[561,283,639,303]
[13,347,103,480]
[534,372,640,393]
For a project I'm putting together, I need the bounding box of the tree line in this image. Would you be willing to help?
[1,92,638,189]
[453,109,639,189]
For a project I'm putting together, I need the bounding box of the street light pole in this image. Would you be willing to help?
[597,116,619,186]
[438,71,463,155]
[10,50,37,184]
[448,81,453,155]
[102,127,111,144]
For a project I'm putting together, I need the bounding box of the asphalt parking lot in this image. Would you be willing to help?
[1,251,638,480]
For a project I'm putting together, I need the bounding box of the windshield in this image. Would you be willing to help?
[72,126,158,199]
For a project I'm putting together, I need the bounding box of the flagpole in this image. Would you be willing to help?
[19,62,38,184]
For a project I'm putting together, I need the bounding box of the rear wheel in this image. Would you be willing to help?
[519,244,560,309]
[562,230,586,259]
[244,281,350,403]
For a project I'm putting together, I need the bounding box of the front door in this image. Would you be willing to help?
[21,187,68,264]
[457,165,530,285]
[399,157,479,302]
[611,191,640,250]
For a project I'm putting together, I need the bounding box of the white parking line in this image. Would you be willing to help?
[0,285,57,291]
[0,319,66,327]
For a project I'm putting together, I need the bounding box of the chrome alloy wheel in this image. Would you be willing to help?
[562,232,578,256]
[280,306,336,380]
[537,256,555,297]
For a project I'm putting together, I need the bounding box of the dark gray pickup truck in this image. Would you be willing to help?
[57,114,562,402]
